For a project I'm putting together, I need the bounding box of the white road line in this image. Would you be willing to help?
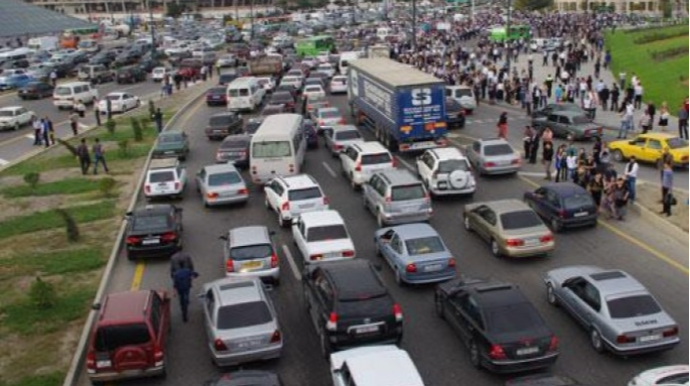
[281,244,302,281]
[395,155,415,172]
[24,134,34,140]
[518,171,548,178]
[322,161,336,178]
[0,158,8,166]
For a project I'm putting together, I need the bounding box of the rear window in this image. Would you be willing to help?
[217,301,272,330]
[361,153,391,165]
[319,110,341,119]
[307,224,348,242]
[220,138,248,149]
[454,88,473,98]
[500,210,543,230]
[405,236,445,255]
[55,86,72,96]
[208,172,241,186]
[608,295,662,319]
[485,303,544,334]
[563,194,593,210]
[667,137,688,149]
[159,134,183,143]
[149,171,175,183]
[271,93,293,103]
[252,141,291,158]
[572,115,590,124]
[391,184,425,201]
[335,131,361,141]
[132,215,169,231]
[229,244,272,261]
[484,144,514,156]
[288,187,322,201]
[94,323,150,352]
[229,88,249,97]
[210,116,234,126]
[438,159,469,173]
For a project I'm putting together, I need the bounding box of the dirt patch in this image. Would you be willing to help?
[636,182,689,232]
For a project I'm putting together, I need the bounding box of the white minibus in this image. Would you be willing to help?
[250,114,306,184]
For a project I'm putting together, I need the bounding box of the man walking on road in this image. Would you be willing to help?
[92,138,108,174]
[153,108,163,133]
[172,265,198,323]
[76,138,91,175]
[170,250,195,278]
[69,111,79,136]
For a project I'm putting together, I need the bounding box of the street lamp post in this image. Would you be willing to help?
[505,0,512,73]
[149,0,156,59]
[250,0,255,40]
[412,0,417,51]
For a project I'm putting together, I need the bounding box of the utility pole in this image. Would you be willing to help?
[471,0,475,24]
[250,0,255,40]
[504,0,512,73]
[411,0,417,51]
[149,0,156,59]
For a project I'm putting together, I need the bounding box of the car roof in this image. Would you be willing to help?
[463,279,527,308]
[429,147,466,160]
[351,141,388,153]
[637,132,680,140]
[541,182,588,196]
[133,204,174,216]
[107,92,127,96]
[203,163,240,174]
[388,223,438,239]
[477,137,511,146]
[300,210,344,227]
[584,270,648,297]
[318,107,340,113]
[377,169,420,186]
[229,226,270,247]
[331,125,358,132]
[321,260,382,295]
[333,346,424,386]
[276,174,318,189]
[100,290,151,323]
[0,106,22,111]
[213,277,263,306]
[472,199,531,214]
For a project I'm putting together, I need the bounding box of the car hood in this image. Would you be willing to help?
[544,265,602,285]
[0,116,15,122]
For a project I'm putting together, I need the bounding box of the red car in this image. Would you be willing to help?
[86,290,171,383]
[177,58,202,79]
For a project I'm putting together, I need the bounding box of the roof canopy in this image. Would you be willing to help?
[0,0,96,38]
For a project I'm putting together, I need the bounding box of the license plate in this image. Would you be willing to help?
[164,151,175,155]
[237,340,262,349]
[213,129,223,133]
[96,360,111,368]
[574,212,588,217]
[241,261,263,270]
[400,206,417,213]
[324,252,341,259]
[639,334,662,343]
[355,325,379,334]
[142,238,160,245]
[424,264,443,272]
[516,347,539,356]
[299,203,315,209]
[524,238,540,247]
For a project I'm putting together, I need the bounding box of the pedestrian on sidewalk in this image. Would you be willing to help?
[618,102,634,139]
[153,108,163,133]
[566,150,578,181]
[46,117,55,146]
[69,111,79,136]
[633,82,644,110]
[41,118,50,148]
[658,102,669,132]
[555,145,567,182]
[172,265,198,323]
[611,177,630,221]
[541,126,553,144]
[523,125,533,159]
[32,116,42,146]
[94,101,101,126]
[588,172,604,211]
[497,112,508,139]
[76,138,91,175]
[92,138,108,174]
[624,156,638,205]
[618,71,626,90]
[610,84,620,112]
[660,161,674,217]
[678,102,688,139]
[639,109,651,134]
[599,83,609,111]
[542,141,554,181]
[647,101,656,130]
[529,129,540,164]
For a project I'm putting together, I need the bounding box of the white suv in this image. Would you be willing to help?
[416,147,476,197]
[339,142,396,190]
[292,210,355,264]
[330,345,425,386]
[144,159,188,200]
[264,174,329,227]
[0,106,36,131]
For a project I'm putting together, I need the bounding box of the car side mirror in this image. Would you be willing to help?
[219,235,227,241]
[91,302,102,310]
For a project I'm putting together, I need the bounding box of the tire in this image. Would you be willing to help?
[550,218,562,233]
[546,283,558,306]
[395,268,404,286]
[469,340,481,369]
[463,215,473,232]
[590,329,605,353]
[490,239,501,258]
[376,209,385,228]
[435,293,445,319]
[612,149,625,162]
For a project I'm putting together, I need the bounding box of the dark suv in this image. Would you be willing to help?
[435,277,559,373]
[116,66,147,84]
[124,204,183,260]
[205,112,244,140]
[445,97,466,129]
[302,259,403,357]
[86,290,170,383]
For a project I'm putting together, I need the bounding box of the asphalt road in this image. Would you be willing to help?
[77,89,688,386]
[0,77,165,166]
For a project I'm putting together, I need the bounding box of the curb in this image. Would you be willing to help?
[61,84,209,386]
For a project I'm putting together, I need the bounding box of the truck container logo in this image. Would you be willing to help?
[350,70,359,97]
[411,88,432,106]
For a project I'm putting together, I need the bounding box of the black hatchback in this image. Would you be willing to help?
[124,204,183,260]
[18,81,54,100]
[435,277,559,373]
[302,259,403,357]
[523,183,598,232]
[116,66,147,84]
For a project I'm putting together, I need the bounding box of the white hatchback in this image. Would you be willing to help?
[144,158,187,200]
[292,210,355,265]
[339,141,396,190]
[303,84,326,100]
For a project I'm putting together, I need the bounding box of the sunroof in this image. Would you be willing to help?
[590,271,626,281]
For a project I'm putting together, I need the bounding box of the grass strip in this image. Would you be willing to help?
[2,178,102,198]
[0,248,106,279]
[0,372,64,386]
[1,288,93,335]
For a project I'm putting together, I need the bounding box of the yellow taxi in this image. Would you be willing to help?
[609,133,689,166]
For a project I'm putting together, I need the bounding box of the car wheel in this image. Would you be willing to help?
[434,293,445,319]
[490,239,501,258]
[550,218,562,233]
[395,268,404,286]
[590,329,605,353]
[376,209,385,228]
[319,328,332,358]
[14,122,19,131]
[463,215,472,232]
[469,340,481,369]
[546,283,559,306]
[612,149,625,162]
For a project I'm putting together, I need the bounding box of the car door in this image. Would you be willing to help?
[542,188,561,221]
[292,217,309,258]
[526,187,548,216]
[416,152,434,184]
[471,206,495,242]
[310,273,334,332]
[196,168,207,197]
[467,141,480,166]
[265,180,282,211]
[363,174,379,210]
[644,138,664,163]
[626,137,647,160]
[123,94,134,110]
[452,293,482,346]
[203,289,217,345]
[381,231,404,272]
[149,292,168,358]
[559,277,600,328]
[323,128,335,150]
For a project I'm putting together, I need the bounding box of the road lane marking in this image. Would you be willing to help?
[395,156,415,172]
[281,244,302,281]
[24,134,34,140]
[130,262,146,291]
[322,161,336,178]
[518,171,548,178]
[517,174,689,275]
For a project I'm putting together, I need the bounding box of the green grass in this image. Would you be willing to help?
[1,178,103,198]
[605,25,689,112]
[0,248,106,279]
[0,201,116,241]
[0,372,64,386]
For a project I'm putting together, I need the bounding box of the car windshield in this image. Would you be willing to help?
[132,214,169,231]
[563,194,593,210]
[54,86,72,96]
[94,323,150,352]
[666,137,688,149]
[319,110,341,119]
[229,244,272,261]
[484,144,514,156]
[271,93,292,103]
[501,210,543,230]
[438,159,470,173]
[209,116,234,126]
[335,131,361,141]
[486,303,544,334]
[305,86,322,92]
[572,115,590,124]
[252,141,291,158]
[217,301,272,330]
[288,187,322,201]
[209,87,225,95]
[454,89,473,98]
[306,224,348,242]
[361,153,391,165]
[0,111,13,117]
[391,184,425,201]
[405,236,445,255]
[149,171,175,184]
[607,295,662,319]
[159,134,183,143]
[208,172,241,186]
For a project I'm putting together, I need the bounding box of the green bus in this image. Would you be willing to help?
[488,25,531,42]
[296,35,335,57]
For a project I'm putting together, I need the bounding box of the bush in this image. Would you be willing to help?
[57,138,78,157]
[105,119,116,136]
[98,177,117,198]
[118,139,130,158]
[56,208,80,242]
[29,277,57,309]
[131,117,144,142]
[23,172,40,189]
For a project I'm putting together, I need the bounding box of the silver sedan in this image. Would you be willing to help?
[195,164,249,207]
[323,125,364,156]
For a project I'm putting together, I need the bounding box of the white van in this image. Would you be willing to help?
[250,114,306,184]
[338,51,360,75]
[53,81,99,109]
[226,77,265,112]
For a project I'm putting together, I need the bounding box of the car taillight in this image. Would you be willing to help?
[281,201,290,211]
[663,326,679,337]
[334,144,342,151]
[342,250,355,257]
[238,188,248,195]
[548,335,559,351]
[326,312,337,331]
[406,263,417,273]
[86,351,96,370]
[225,259,234,273]
[318,120,325,126]
[540,234,554,243]
[393,303,403,322]
[161,232,177,242]
[144,184,151,194]
[310,254,323,261]
[126,236,141,245]
[558,209,566,218]
[448,258,456,267]
[270,329,282,343]
[207,192,219,199]
[174,182,180,190]
[354,162,362,172]
[484,162,496,167]
[616,334,635,344]
[511,158,521,165]
[214,338,228,351]
[338,118,345,124]
[270,253,279,268]
[489,344,507,359]
[506,239,524,247]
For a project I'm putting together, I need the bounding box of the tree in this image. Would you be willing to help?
[98,177,118,198]
[56,209,80,242]
[166,2,183,18]
[29,277,57,309]
[515,0,554,10]
[23,172,40,189]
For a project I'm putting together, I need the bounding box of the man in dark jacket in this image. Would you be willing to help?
[170,251,195,277]
[173,266,198,322]
[76,138,91,175]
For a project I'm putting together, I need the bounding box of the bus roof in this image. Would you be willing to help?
[253,114,303,139]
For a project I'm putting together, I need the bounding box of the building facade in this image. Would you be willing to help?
[23,0,273,16]
[553,0,688,14]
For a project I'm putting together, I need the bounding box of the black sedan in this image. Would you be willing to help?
[124,204,183,260]
[531,102,585,120]
[268,91,296,113]
[523,183,598,232]
[116,66,147,84]
[18,81,54,100]
[205,112,243,140]
[215,134,251,168]
[531,111,603,141]
[435,277,559,373]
